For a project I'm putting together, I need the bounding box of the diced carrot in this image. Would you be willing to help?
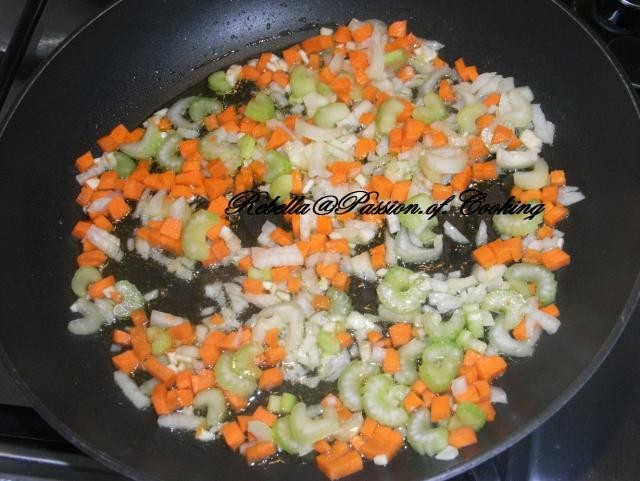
[522,248,542,264]
[335,331,353,348]
[472,244,497,268]
[388,20,407,38]
[76,249,105,271]
[540,304,560,317]
[112,329,131,346]
[312,294,331,311]
[112,350,139,373]
[383,348,400,373]
[263,346,286,366]
[432,183,453,201]
[331,271,350,290]
[476,356,507,381]
[315,439,332,454]
[287,277,302,294]
[474,379,491,402]
[388,323,412,348]
[258,367,283,391]
[88,275,116,299]
[451,166,472,192]
[225,391,249,412]
[317,449,363,480]
[430,395,451,422]
[167,322,194,342]
[75,151,94,172]
[107,197,130,221]
[403,391,423,413]
[483,92,501,107]
[478,401,496,422]
[352,23,373,42]
[334,25,351,43]
[143,357,176,386]
[97,135,118,152]
[544,204,568,226]
[471,161,498,181]
[541,247,571,271]
[549,170,566,186]
[221,421,246,451]
[459,364,478,385]
[449,427,478,449]
[191,370,216,394]
[251,406,278,427]
[438,79,455,102]
[468,136,490,161]
[326,239,349,254]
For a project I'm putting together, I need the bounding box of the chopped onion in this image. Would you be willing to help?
[475,220,488,246]
[490,386,508,404]
[150,310,187,328]
[247,420,274,442]
[252,245,304,268]
[525,305,561,334]
[86,225,123,261]
[157,413,205,431]
[422,147,467,174]
[435,446,459,461]
[558,186,585,206]
[113,371,150,409]
[295,119,339,142]
[451,376,468,396]
[443,221,470,244]
[495,148,538,169]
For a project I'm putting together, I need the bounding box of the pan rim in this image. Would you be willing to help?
[0,1,639,480]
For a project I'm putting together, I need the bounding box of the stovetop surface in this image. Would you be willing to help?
[0,1,639,480]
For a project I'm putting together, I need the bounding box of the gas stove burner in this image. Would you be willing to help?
[594,0,640,34]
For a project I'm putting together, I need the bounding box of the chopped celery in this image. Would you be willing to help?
[338,360,380,411]
[237,134,256,159]
[248,267,272,281]
[290,402,340,445]
[327,287,352,317]
[119,122,162,160]
[267,394,282,413]
[384,49,408,70]
[245,93,275,122]
[147,327,171,356]
[407,408,449,456]
[362,374,410,427]
[481,289,526,329]
[269,174,293,201]
[317,330,341,354]
[193,388,226,426]
[231,343,263,379]
[505,263,557,306]
[273,415,308,454]
[264,151,292,182]
[398,193,437,235]
[198,138,241,172]
[290,65,316,98]
[456,401,486,430]
[376,98,404,134]
[377,266,428,314]
[508,278,532,298]
[188,97,223,123]
[395,339,425,385]
[455,329,474,348]
[207,71,232,95]
[71,266,101,297]
[513,159,549,190]
[422,309,465,341]
[456,102,487,134]
[419,341,463,393]
[112,281,144,319]
[313,102,350,128]
[412,92,447,124]
[316,82,332,96]
[114,152,136,178]
[157,133,184,172]
[67,298,104,335]
[182,210,219,261]
[280,392,297,413]
[214,351,257,397]
[493,202,543,237]
[462,304,484,338]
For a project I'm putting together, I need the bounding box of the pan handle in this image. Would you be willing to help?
[471,459,502,481]
[0,0,48,110]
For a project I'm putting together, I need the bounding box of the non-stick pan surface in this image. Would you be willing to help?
[1,1,639,480]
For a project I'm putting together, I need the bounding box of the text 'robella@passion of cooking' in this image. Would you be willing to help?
[225,189,545,220]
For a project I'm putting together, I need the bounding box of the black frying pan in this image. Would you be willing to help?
[1,1,640,480]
